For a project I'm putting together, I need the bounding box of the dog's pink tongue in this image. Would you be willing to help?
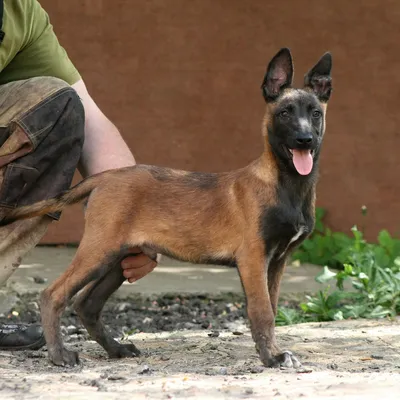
[292,149,313,175]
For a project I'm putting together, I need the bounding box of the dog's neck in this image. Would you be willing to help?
[257,141,318,205]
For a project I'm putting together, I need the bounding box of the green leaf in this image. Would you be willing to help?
[373,246,390,268]
[368,305,391,319]
[352,281,364,290]
[299,303,309,312]
[343,264,354,275]
[344,304,368,319]
[305,302,324,314]
[358,272,369,281]
[333,310,344,320]
[316,266,337,284]
[301,239,315,251]
[314,207,326,233]
[378,230,394,253]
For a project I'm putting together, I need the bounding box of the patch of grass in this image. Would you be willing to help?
[277,208,400,325]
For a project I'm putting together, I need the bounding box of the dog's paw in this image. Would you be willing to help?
[49,347,80,367]
[108,343,141,359]
[274,350,302,369]
[259,347,301,369]
[122,343,141,357]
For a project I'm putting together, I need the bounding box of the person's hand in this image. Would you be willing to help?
[121,248,157,283]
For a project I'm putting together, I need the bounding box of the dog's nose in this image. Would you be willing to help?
[296,134,313,145]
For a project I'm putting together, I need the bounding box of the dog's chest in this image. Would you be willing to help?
[260,203,313,261]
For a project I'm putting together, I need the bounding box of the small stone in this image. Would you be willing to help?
[160,355,170,361]
[232,331,244,336]
[371,355,384,360]
[33,276,47,284]
[327,363,338,370]
[82,379,100,387]
[26,351,45,359]
[67,325,79,335]
[205,368,217,376]
[296,367,313,374]
[208,331,220,338]
[138,365,151,375]
[28,301,39,310]
[107,375,127,381]
[142,317,153,324]
[170,304,181,311]
[219,367,228,375]
[81,379,107,392]
[250,366,264,374]
[67,334,79,342]
[244,388,253,395]
[116,302,131,312]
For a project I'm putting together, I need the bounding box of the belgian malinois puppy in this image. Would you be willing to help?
[1,48,332,368]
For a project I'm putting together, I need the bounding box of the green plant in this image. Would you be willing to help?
[275,306,307,326]
[299,226,400,321]
[276,209,400,326]
[293,207,400,271]
[292,207,354,269]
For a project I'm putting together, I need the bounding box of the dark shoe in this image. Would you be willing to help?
[0,323,46,350]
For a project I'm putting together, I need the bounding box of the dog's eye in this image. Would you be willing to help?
[312,110,322,119]
[279,110,289,118]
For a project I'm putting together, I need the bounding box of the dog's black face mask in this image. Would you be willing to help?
[261,48,332,176]
[269,90,324,175]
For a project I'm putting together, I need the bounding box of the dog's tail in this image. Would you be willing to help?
[0,173,105,226]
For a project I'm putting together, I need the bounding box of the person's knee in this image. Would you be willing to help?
[25,76,85,150]
[60,85,85,150]
[49,78,85,148]
[0,78,86,211]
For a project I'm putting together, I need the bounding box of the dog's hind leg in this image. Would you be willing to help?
[39,240,126,367]
[73,262,141,359]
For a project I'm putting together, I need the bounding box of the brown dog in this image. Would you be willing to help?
[0,48,332,368]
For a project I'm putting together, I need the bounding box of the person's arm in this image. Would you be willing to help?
[71,79,135,177]
[71,79,157,282]
[0,1,155,282]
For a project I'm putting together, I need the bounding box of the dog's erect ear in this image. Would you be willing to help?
[261,48,293,102]
[304,52,332,102]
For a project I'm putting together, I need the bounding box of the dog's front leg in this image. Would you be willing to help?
[236,245,300,368]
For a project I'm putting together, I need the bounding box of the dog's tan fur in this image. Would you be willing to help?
[0,48,332,368]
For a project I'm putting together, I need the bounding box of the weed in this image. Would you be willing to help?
[278,208,400,325]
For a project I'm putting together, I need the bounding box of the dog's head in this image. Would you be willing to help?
[261,48,332,176]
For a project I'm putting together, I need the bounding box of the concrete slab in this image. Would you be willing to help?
[5,246,323,296]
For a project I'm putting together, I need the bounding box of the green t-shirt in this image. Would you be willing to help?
[0,0,81,85]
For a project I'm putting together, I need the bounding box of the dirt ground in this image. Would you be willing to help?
[1,249,399,399]
[0,312,399,399]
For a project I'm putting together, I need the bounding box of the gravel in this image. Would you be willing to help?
[0,291,249,340]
